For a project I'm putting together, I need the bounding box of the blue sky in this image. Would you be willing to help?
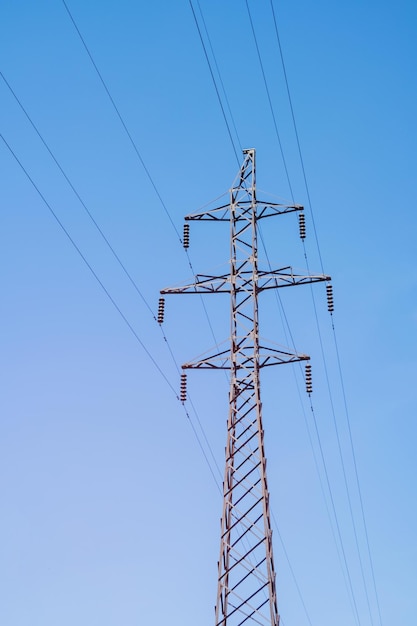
[1,1,416,625]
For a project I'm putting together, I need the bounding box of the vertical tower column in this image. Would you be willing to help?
[215,149,279,626]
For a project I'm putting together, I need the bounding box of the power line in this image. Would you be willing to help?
[243,5,382,623]
[257,224,355,610]
[195,0,243,154]
[242,3,378,623]
[245,0,294,202]
[272,509,314,626]
[258,222,364,624]
[188,0,240,164]
[1,132,174,395]
[61,0,181,240]
[244,7,365,622]
[304,247,374,626]
[269,0,324,273]
[331,317,384,626]
[1,69,223,487]
[61,0,234,404]
[60,0,230,488]
[268,2,383,623]
[0,70,154,319]
[1,132,222,493]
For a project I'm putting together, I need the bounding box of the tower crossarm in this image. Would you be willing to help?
[182,343,309,370]
[161,267,330,295]
[161,273,230,294]
[257,267,330,291]
[185,201,303,222]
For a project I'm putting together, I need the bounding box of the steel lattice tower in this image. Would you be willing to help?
[161,149,330,625]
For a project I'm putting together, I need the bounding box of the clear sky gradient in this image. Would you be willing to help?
[1,2,416,625]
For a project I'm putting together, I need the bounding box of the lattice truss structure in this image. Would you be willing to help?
[161,149,330,626]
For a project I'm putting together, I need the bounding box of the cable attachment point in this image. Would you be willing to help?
[298,212,306,239]
[180,372,187,403]
[157,297,165,324]
[326,283,334,313]
[183,223,190,249]
[305,363,312,394]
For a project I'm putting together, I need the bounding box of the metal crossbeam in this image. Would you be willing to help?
[161,267,329,295]
[185,201,303,222]
[182,344,308,370]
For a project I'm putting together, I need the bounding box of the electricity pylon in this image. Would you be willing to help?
[161,149,330,625]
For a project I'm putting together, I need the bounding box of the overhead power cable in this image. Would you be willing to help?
[257,224,354,607]
[258,225,363,624]
[59,0,230,482]
[244,6,366,623]
[245,0,294,202]
[61,0,180,239]
[269,0,324,273]
[0,71,152,318]
[194,0,242,154]
[1,133,173,395]
[331,316,384,626]
[242,4,381,624]
[1,132,222,489]
[1,70,222,484]
[188,0,240,165]
[241,4,377,624]
[269,2,383,624]
[314,256,375,626]
[272,509,313,626]
[61,0,230,386]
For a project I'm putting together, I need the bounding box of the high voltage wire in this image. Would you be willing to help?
[188,0,240,165]
[268,1,383,624]
[61,0,232,413]
[189,2,381,625]
[245,0,294,202]
[331,317,384,626]
[241,4,379,625]
[258,233,363,624]
[60,0,180,240]
[59,0,233,488]
[306,246,375,626]
[258,222,358,617]
[260,230,362,616]
[0,133,174,395]
[271,509,314,626]
[269,0,324,273]
[194,0,243,154]
[0,69,222,489]
[0,71,153,319]
[0,131,222,494]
